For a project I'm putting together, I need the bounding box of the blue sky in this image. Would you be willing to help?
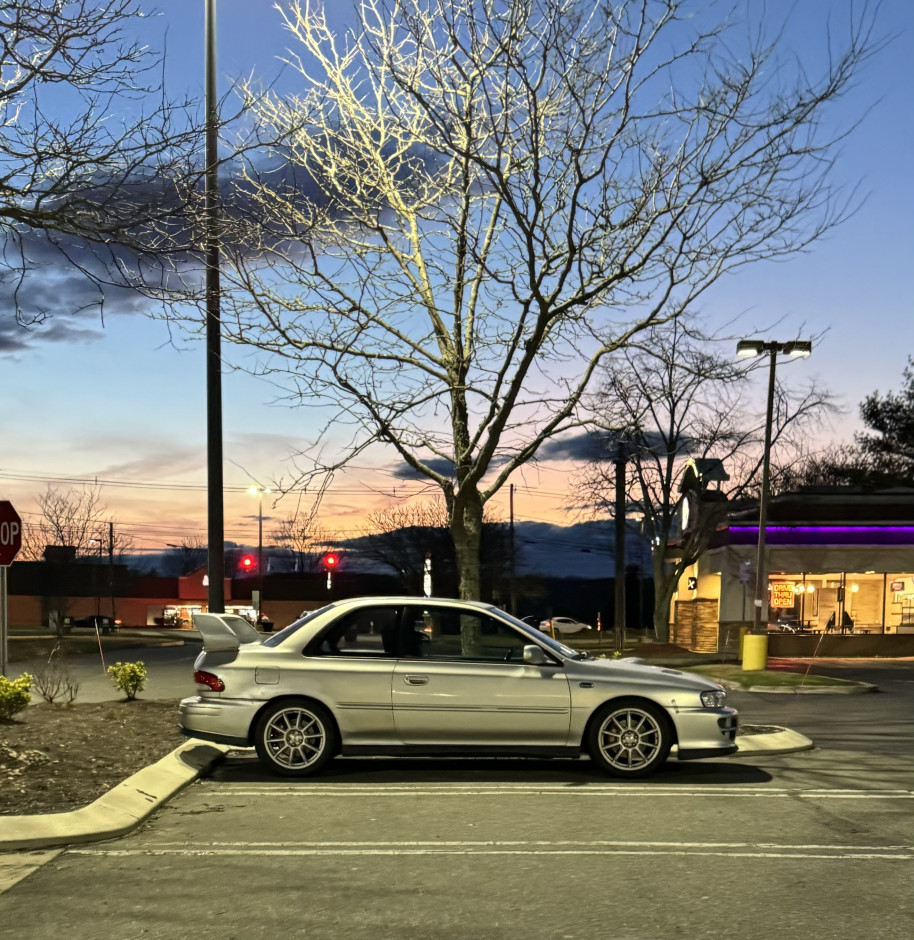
[1,0,912,559]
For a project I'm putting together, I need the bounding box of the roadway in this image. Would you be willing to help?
[0,658,911,939]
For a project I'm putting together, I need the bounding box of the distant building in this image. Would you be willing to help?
[671,487,914,651]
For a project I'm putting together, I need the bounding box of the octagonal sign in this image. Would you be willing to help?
[0,501,22,566]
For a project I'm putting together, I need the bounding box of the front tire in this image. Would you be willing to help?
[254,699,338,777]
[587,699,672,778]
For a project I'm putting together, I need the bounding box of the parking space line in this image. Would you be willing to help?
[69,843,912,861]
[202,784,914,800]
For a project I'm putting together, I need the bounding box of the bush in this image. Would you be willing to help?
[32,646,80,704]
[0,673,33,720]
[106,661,147,700]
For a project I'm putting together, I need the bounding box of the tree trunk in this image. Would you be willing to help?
[450,490,484,600]
[652,554,676,643]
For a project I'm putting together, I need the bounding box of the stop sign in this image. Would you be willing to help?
[0,501,22,566]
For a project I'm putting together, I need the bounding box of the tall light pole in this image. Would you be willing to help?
[248,486,270,617]
[205,0,225,613]
[737,339,812,662]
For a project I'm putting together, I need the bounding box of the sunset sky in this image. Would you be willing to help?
[1,0,912,560]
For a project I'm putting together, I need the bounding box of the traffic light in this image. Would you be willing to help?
[239,554,257,573]
[322,552,340,570]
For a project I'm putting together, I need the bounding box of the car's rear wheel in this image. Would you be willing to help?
[253,699,338,777]
[587,699,672,777]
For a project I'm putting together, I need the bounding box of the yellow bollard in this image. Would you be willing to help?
[741,633,768,671]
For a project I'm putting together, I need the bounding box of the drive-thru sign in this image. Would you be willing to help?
[0,501,22,567]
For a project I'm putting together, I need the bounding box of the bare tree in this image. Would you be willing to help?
[163,536,209,577]
[271,510,332,572]
[1,0,200,332]
[19,484,135,564]
[360,499,457,594]
[577,319,832,640]
[196,0,879,598]
[358,497,509,597]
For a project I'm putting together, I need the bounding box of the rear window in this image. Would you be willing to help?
[262,605,334,647]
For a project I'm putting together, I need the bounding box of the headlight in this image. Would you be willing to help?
[700,689,727,708]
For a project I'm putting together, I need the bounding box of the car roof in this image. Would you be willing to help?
[324,596,497,610]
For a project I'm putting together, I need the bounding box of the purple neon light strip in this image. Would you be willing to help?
[730,526,914,534]
[727,525,914,546]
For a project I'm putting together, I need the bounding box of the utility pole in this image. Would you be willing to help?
[613,446,626,654]
[509,483,516,614]
[205,0,225,612]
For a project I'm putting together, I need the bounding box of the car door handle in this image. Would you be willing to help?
[403,674,429,685]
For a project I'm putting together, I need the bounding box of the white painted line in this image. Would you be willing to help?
[113,838,914,852]
[0,851,62,895]
[71,846,912,861]
[203,784,914,800]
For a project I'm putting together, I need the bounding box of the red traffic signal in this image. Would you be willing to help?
[322,552,340,570]
[239,554,257,572]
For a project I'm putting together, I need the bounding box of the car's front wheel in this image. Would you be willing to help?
[587,699,672,777]
[253,699,338,777]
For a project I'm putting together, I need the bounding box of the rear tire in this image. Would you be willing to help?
[253,699,338,777]
[587,699,672,778]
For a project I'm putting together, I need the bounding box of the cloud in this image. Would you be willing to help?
[390,457,457,480]
[540,429,686,462]
[2,139,443,355]
[540,432,620,462]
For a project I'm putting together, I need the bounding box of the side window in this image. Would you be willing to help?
[308,606,402,657]
[416,610,527,662]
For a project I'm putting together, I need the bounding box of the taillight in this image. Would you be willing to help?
[194,670,225,692]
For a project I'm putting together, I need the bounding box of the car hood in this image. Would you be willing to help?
[566,655,722,692]
[193,613,264,652]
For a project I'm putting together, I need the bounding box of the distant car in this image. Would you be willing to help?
[540,616,592,635]
[180,597,737,779]
[62,615,120,635]
[519,616,541,628]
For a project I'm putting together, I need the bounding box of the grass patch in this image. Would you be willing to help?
[689,664,864,690]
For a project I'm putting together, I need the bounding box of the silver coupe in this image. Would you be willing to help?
[179,597,738,778]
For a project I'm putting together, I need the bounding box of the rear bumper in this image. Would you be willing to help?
[179,695,260,747]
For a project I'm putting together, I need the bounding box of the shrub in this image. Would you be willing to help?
[106,661,147,700]
[0,673,33,720]
[33,646,80,704]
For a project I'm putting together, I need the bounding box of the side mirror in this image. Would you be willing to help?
[522,644,551,666]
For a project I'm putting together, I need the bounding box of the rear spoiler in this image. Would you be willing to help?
[192,613,264,651]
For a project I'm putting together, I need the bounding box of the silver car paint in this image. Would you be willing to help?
[180,597,737,758]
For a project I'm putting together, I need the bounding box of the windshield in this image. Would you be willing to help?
[492,608,580,658]
[262,604,336,647]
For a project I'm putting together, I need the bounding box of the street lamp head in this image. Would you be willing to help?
[783,340,812,358]
[736,338,813,359]
[736,339,765,358]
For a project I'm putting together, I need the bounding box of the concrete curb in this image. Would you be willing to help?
[733,726,814,756]
[715,679,877,695]
[1,726,815,851]
[0,739,230,852]
[745,683,877,695]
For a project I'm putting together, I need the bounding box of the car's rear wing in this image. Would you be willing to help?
[192,613,263,651]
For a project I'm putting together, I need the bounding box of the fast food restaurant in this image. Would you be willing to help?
[671,487,914,653]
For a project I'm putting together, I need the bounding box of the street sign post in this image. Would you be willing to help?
[0,500,22,676]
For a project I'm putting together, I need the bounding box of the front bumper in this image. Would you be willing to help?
[673,707,739,761]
